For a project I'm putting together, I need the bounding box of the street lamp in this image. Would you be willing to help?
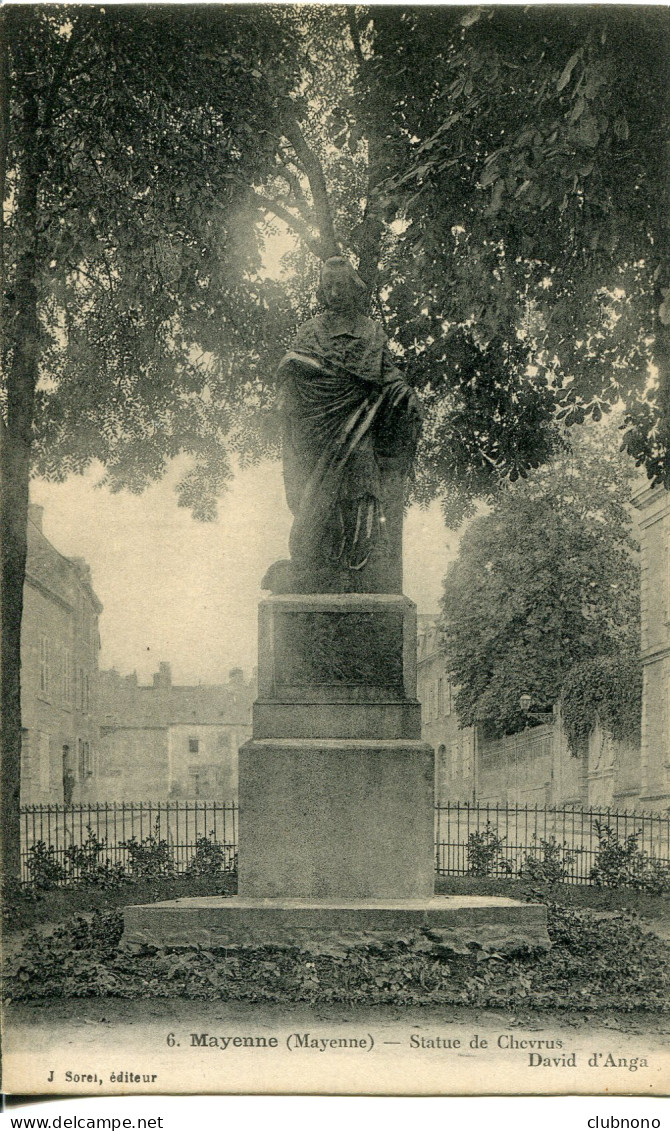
[519,692,554,723]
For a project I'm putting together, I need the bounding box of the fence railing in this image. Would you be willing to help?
[20,800,670,886]
[435,801,670,883]
[20,800,237,884]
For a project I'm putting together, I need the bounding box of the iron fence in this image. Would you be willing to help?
[20,800,237,884]
[435,802,670,883]
[20,800,670,887]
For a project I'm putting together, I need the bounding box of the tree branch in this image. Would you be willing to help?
[347,9,366,70]
[273,163,313,221]
[248,188,324,259]
[280,111,339,259]
[41,12,92,134]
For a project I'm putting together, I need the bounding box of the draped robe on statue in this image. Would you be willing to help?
[274,310,420,594]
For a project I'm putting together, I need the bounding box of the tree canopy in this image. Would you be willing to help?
[3,6,669,518]
[2,5,668,874]
[440,421,641,737]
[362,6,669,519]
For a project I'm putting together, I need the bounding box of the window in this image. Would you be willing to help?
[21,728,31,789]
[188,737,199,754]
[39,634,50,696]
[78,739,92,780]
[84,673,90,712]
[445,681,452,717]
[437,744,447,789]
[450,740,459,781]
[62,648,72,706]
[79,667,85,710]
[39,731,51,791]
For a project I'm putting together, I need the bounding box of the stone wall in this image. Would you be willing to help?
[632,482,670,810]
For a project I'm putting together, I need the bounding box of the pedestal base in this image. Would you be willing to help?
[238,738,434,900]
[123,895,550,954]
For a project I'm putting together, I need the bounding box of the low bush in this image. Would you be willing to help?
[186,833,227,876]
[122,820,175,879]
[590,822,670,894]
[467,823,513,877]
[64,827,126,888]
[25,842,67,891]
[3,870,237,933]
[519,837,579,885]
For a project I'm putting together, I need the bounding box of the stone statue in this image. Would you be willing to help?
[264,256,421,594]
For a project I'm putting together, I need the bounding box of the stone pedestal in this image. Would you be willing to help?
[123,592,549,953]
[238,593,434,900]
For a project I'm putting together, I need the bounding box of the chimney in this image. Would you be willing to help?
[70,556,92,586]
[153,661,172,689]
[229,667,244,686]
[28,503,44,533]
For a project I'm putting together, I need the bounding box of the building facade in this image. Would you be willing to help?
[96,662,253,801]
[632,481,670,810]
[417,617,475,803]
[21,504,102,805]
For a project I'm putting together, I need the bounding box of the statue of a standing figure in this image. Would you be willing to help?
[264,257,422,594]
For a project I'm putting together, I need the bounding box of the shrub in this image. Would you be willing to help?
[122,819,175,878]
[64,826,126,888]
[25,841,66,890]
[519,836,578,885]
[467,822,513,877]
[590,822,670,894]
[187,832,226,876]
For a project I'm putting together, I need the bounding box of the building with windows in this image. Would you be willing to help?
[96,662,254,801]
[632,481,670,810]
[21,504,102,804]
[417,616,475,803]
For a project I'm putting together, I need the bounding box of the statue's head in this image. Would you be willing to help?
[318,256,366,314]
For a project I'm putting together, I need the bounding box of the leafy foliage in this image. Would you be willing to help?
[5,7,667,518]
[3,6,301,508]
[20,826,233,892]
[561,655,643,756]
[441,422,640,735]
[590,823,670,894]
[25,841,66,890]
[64,826,126,888]
[122,820,175,879]
[186,833,228,876]
[364,6,670,506]
[467,823,513,877]
[519,837,579,886]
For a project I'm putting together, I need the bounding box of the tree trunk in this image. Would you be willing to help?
[1,67,41,884]
[1,426,31,882]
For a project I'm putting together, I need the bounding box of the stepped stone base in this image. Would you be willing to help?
[123,895,550,955]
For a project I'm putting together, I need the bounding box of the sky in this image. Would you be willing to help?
[31,460,459,686]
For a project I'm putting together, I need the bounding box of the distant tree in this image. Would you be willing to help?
[440,422,640,736]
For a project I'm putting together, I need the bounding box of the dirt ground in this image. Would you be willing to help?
[3,997,669,1098]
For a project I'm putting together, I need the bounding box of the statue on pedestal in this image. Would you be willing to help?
[264,257,422,594]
